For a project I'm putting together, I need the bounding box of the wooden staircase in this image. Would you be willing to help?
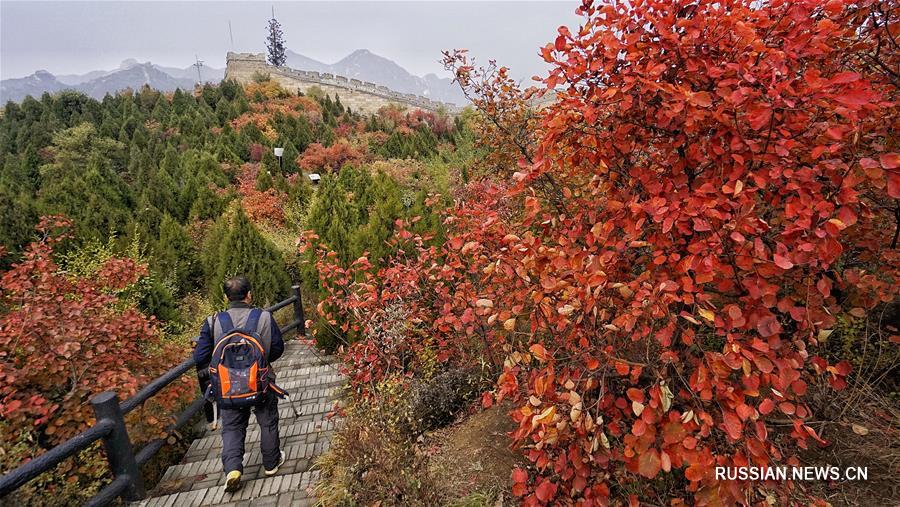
[134,340,342,506]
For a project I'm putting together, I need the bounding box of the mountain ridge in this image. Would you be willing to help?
[2,50,465,105]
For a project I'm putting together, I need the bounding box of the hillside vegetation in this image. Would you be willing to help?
[0,76,472,504]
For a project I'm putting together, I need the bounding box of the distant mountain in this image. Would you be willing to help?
[0,71,68,102]
[76,63,198,100]
[1,59,226,103]
[1,51,461,105]
[56,69,110,85]
[285,49,465,105]
[155,63,225,83]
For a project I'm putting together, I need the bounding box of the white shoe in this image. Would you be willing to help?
[206,421,219,431]
[223,470,241,493]
[264,451,286,476]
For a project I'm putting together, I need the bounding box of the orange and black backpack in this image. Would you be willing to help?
[207,309,273,409]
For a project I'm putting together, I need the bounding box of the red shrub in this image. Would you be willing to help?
[296,141,366,173]
[0,216,190,473]
[313,0,898,505]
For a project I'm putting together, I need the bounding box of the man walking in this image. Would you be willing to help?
[194,275,286,493]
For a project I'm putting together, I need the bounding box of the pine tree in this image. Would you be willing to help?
[203,206,291,306]
[255,165,274,191]
[266,10,287,67]
[154,214,199,295]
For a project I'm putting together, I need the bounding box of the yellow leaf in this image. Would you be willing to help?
[681,314,700,325]
[533,406,557,427]
[503,318,516,331]
[817,329,833,342]
[632,401,645,417]
[660,383,673,413]
[600,432,610,449]
[570,402,583,422]
[698,308,715,322]
[851,424,869,436]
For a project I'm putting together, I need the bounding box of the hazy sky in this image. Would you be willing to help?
[1,1,581,81]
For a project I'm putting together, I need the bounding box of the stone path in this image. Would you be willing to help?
[134,340,342,507]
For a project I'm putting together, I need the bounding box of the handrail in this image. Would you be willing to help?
[0,419,115,496]
[0,285,306,505]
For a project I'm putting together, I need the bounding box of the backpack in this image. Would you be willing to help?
[207,309,272,409]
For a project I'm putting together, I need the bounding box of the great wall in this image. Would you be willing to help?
[224,52,462,115]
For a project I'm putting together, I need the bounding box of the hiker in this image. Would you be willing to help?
[193,275,286,493]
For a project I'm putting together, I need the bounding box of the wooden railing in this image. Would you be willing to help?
[0,285,306,506]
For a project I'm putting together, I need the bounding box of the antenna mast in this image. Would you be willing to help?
[194,55,204,84]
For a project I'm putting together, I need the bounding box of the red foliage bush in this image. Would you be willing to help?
[0,217,191,483]
[296,141,366,173]
[248,143,266,162]
[235,163,286,226]
[312,0,898,505]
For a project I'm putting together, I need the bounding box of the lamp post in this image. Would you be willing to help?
[274,147,284,172]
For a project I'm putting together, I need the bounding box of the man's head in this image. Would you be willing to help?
[223,275,252,303]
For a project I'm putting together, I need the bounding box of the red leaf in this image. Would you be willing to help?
[693,91,712,107]
[626,388,645,403]
[530,343,550,362]
[723,411,742,439]
[535,479,557,502]
[481,391,494,409]
[834,360,852,376]
[887,171,900,199]
[512,467,528,483]
[879,153,899,169]
[637,449,661,478]
[773,253,794,270]
[756,315,782,338]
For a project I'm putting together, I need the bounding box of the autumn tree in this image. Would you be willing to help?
[0,217,191,503]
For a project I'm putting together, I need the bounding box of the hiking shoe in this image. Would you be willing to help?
[264,451,286,476]
[223,470,241,493]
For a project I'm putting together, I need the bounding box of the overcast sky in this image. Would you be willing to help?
[1,1,581,81]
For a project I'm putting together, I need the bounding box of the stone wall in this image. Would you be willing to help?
[225,52,461,115]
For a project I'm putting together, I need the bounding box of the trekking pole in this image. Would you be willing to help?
[284,391,302,418]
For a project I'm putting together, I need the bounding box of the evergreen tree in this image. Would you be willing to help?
[266,11,287,67]
[255,166,274,191]
[153,214,199,295]
[203,206,291,306]
[37,124,132,243]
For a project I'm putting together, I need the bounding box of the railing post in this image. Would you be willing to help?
[291,284,306,336]
[90,391,145,501]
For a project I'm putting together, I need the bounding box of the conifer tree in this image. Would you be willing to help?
[154,214,199,294]
[255,166,274,191]
[203,206,291,306]
[266,10,287,67]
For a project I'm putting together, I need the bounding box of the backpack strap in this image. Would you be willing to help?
[216,311,235,335]
[245,308,263,333]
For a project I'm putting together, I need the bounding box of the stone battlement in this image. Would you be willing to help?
[225,52,461,115]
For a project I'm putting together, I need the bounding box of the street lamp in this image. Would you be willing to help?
[273,147,284,172]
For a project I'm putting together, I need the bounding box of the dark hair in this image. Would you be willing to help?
[223,275,252,302]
